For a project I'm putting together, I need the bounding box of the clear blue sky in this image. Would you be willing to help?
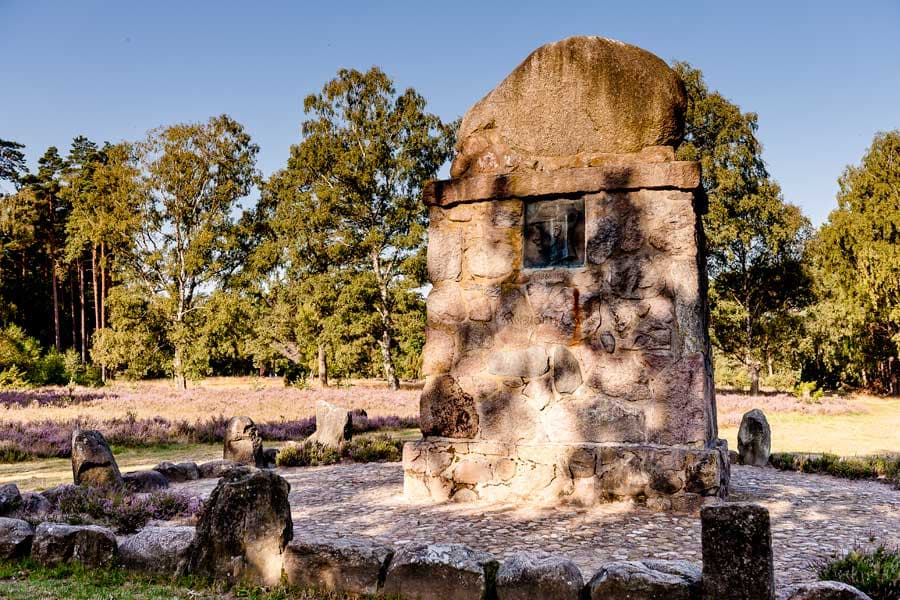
[2,0,898,225]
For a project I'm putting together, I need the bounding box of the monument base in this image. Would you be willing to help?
[403,439,730,510]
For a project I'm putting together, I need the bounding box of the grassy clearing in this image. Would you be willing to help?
[718,396,900,455]
[0,558,397,599]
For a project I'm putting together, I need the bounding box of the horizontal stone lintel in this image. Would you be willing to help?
[423,162,702,207]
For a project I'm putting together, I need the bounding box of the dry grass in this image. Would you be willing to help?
[0,376,420,423]
[716,391,866,428]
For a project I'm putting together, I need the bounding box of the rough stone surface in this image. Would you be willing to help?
[701,503,775,600]
[0,483,22,515]
[122,469,170,492]
[185,467,292,585]
[284,535,394,595]
[587,559,701,599]
[71,429,123,488]
[420,375,479,438]
[153,461,200,482]
[452,36,686,177]
[777,581,873,600]
[32,522,117,568]
[308,400,353,448]
[0,517,33,559]
[172,463,900,588]
[739,409,772,467]
[497,551,583,600]
[16,492,52,518]
[197,459,240,479]
[383,543,497,600]
[119,526,195,576]
[223,416,265,467]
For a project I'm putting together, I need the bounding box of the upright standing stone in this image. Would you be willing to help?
[738,409,772,467]
[308,400,352,448]
[223,416,264,467]
[404,35,728,507]
[701,503,775,600]
[71,429,123,488]
[185,467,292,585]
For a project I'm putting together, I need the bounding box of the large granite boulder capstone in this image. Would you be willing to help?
[283,535,395,595]
[701,503,775,600]
[778,581,873,600]
[223,416,265,467]
[383,543,498,600]
[497,551,584,600]
[185,467,292,585]
[32,522,117,568]
[738,408,772,467]
[119,526,196,576]
[587,559,701,599]
[71,429,122,488]
[308,400,353,448]
[0,517,33,559]
[452,35,687,178]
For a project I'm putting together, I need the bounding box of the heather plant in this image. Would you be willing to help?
[817,546,899,600]
[770,452,900,487]
[275,441,341,467]
[48,485,202,533]
[341,434,403,463]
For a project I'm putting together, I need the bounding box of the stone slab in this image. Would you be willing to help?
[424,163,701,207]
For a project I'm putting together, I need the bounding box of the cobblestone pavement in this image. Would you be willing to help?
[174,463,899,587]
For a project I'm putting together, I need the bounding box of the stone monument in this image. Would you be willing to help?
[403,36,729,508]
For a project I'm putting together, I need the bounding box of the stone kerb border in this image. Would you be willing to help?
[0,473,873,600]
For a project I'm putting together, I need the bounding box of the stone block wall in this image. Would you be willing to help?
[406,156,729,506]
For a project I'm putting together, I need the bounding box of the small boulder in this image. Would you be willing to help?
[308,400,352,448]
[498,551,583,600]
[383,543,497,600]
[16,492,52,518]
[185,467,292,585]
[123,469,170,493]
[0,483,22,515]
[71,429,123,488]
[587,559,701,599]
[32,522,117,568]
[738,409,771,467]
[223,416,265,467]
[778,581,873,600]
[284,535,394,595]
[0,517,34,559]
[119,526,195,576]
[197,459,240,479]
[153,461,200,482]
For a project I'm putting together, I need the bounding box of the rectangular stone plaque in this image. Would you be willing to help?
[524,198,585,268]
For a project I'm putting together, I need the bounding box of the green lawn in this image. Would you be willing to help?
[719,396,900,456]
[0,559,391,599]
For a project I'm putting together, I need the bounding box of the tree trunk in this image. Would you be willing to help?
[173,345,187,390]
[69,269,77,352]
[749,363,760,397]
[317,343,329,387]
[99,242,107,330]
[91,246,99,335]
[379,328,400,391]
[767,355,774,377]
[78,261,86,362]
[99,243,107,382]
[51,262,60,351]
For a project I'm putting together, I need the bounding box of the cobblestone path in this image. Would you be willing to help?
[175,463,899,587]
